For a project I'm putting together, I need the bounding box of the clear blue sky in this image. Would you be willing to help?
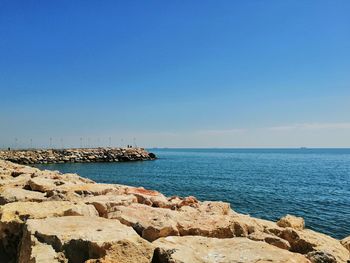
[1,1,350,148]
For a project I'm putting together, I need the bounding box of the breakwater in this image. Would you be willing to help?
[0,147,156,165]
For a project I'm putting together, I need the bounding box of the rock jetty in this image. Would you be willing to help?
[0,160,349,263]
[0,147,156,165]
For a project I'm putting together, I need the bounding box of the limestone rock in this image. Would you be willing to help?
[108,203,255,242]
[248,232,291,250]
[341,236,350,252]
[28,177,57,192]
[83,194,137,217]
[0,187,47,204]
[0,201,98,223]
[306,250,337,263]
[60,183,125,197]
[277,214,305,230]
[196,201,232,215]
[152,236,311,263]
[18,216,154,263]
[266,227,350,262]
[10,166,38,177]
[126,187,169,207]
[108,204,180,241]
[0,201,98,258]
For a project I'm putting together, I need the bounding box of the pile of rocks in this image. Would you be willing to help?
[0,148,156,165]
[0,160,349,263]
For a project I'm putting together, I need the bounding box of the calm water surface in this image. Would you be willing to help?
[35,148,350,239]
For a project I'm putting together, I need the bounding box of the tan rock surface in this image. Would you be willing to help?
[0,201,98,258]
[341,236,350,252]
[18,216,154,263]
[265,227,350,262]
[126,187,169,207]
[109,203,258,242]
[0,187,47,204]
[108,203,180,241]
[152,236,311,263]
[83,194,137,217]
[277,214,305,230]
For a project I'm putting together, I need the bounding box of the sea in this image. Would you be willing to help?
[35,148,350,239]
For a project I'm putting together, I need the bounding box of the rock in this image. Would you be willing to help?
[18,216,154,263]
[108,203,255,242]
[0,187,47,204]
[277,214,305,230]
[10,166,37,177]
[248,232,291,250]
[306,251,337,263]
[108,204,180,242]
[177,196,199,208]
[83,194,137,217]
[60,183,126,197]
[266,227,350,262]
[28,177,57,192]
[196,201,232,215]
[152,236,311,263]
[0,172,32,189]
[0,201,98,258]
[0,148,155,164]
[0,201,98,222]
[341,236,350,252]
[126,187,169,207]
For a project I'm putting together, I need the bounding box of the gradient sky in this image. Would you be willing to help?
[1,1,350,148]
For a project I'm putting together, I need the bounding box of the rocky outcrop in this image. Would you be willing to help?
[0,147,156,164]
[19,216,154,263]
[152,236,311,263]
[0,159,349,263]
[277,214,305,230]
[341,236,350,252]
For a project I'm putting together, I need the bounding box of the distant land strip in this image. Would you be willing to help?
[0,148,156,165]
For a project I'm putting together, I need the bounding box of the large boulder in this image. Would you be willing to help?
[248,232,291,250]
[83,194,137,217]
[108,203,180,241]
[59,183,126,197]
[277,214,305,230]
[152,236,311,263]
[126,187,169,207]
[27,177,58,192]
[0,201,98,258]
[341,236,350,252]
[18,216,154,263]
[108,203,256,242]
[0,187,47,204]
[265,227,350,262]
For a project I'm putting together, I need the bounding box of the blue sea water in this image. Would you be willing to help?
[35,148,350,239]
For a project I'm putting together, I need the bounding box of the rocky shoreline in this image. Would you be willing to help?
[0,160,349,263]
[0,147,156,165]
